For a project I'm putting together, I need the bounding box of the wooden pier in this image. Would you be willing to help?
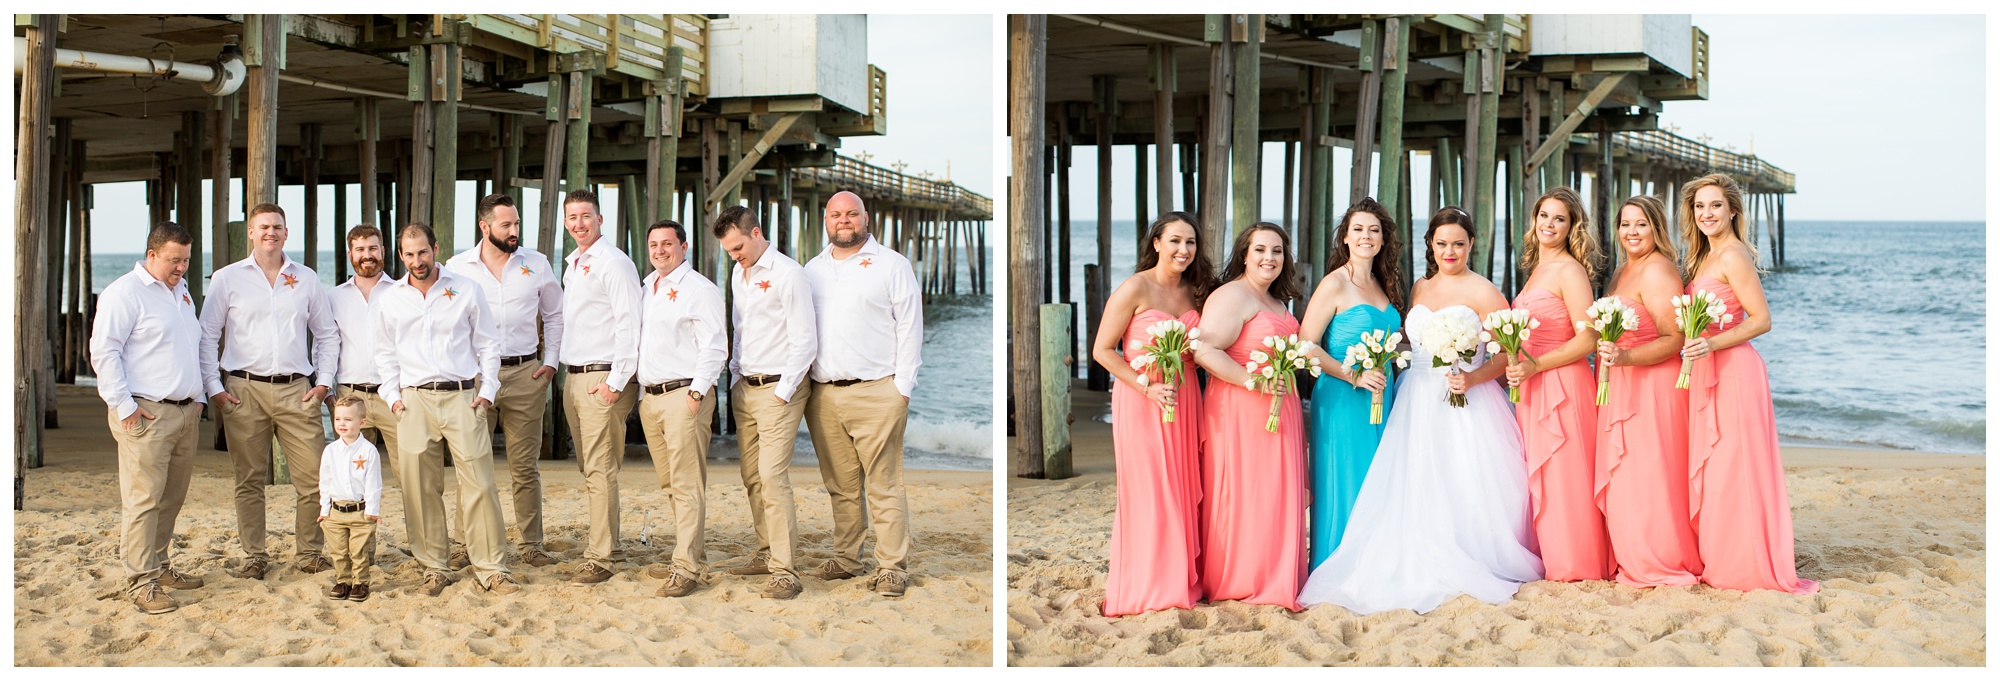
[1007,14,1795,477]
[12,13,990,500]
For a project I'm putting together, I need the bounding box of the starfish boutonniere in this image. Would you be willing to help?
[667,288,679,301]
[280,273,299,289]
[353,457,368,471]
[860,258,874,269]
[443,287,458,300]
[182,293,192,305]
[755,279,772,292]
[520,265,533,276]
[581,264,592,275]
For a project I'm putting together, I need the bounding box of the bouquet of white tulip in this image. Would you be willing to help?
[1481,309,1539,403]
[1671,291,1733,390]
[1127,319,1201,422]
[1418,311,1480,407]
[1341,329,1413,424]
[1244,334,1322,432]
[1582,297,1639,405]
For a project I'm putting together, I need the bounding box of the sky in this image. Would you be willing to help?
[1043,13,1988,225]
[82,13,994,258]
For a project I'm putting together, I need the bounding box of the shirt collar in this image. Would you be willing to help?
[567,237,616,267]
[131,261,175,290]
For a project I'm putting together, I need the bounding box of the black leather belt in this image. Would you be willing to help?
[567,363,612,374]
[341,383,381,393]
[411,379,474,391]
[744,374,780,387]
[227,370,307,384]
[331,500,366,513]
[643,378,694,395]
[159,397,196,406]
[501,354,538,367]
[817,378,866,387]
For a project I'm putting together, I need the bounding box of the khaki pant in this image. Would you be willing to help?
[805,378,912,575]
[396,388,507,584]
[109,399,200,594]
[453,362,548,551]
[322,507,378,584]
[637,387,715,575]
[564,370,637,569]
[732,380,807,575]
[220,375,325,562]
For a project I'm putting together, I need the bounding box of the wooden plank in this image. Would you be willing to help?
[1009,15,1046,478]
[17,15,53,479]
[1350,19,1381,208]
[1199,35,1233,260]
[1151,43,1175,219]
[180,110,206,305]
[1092,73,1117,333]
[1524,72,1628,173]
[1229,16,1261,237]
[702,112,803,209]
[302,123,321,271]
[246,14,282,205]
[1377,16,1410,218]
[1471,14,1502,277]
[1038,303,1073,480]
[430,40,462,256]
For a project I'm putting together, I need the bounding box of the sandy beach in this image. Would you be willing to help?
[1006,388,1985,666]
[15,385,993,666]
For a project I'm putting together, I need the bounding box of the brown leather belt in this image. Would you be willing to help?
[817,378,866,387]
[341,383,381,393]
[643,378,694,395]
[159,397,196,406]
[227,370,307,384]
[410,379,474,391]
[331,500,366,513]
[500,354,538,367]
[567,363,612,374]
[744,374,780,387]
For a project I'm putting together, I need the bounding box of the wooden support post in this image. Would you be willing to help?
[1595,120,1614,291]
[1351,18,1383,208]
[540,72,568,268]
[180,110,207,305]
[1039,303,1073,480]
[1281,139,1295,233]
[246,14,282,206]
[1471,14,1502,277]
[1309,67,1334,281]
[356,98,379,228]
[49,118,71,395]
[1200,19,1234,258]
[1009,14,1047,478]
[1084,263,1108,391]
[77,181,94,381]
[408,46,435,238]
[16,13,55,478]
[1295,67,1315,266]
[1505,143,1523,296]
[564,69,594,253]
[1056,114,1073,306]
[212,94,236,269]
[431,39,462,256]
[1151,43,1176,219]
[1230,14,1261,237]
[1377,16,1410,218]
[1093,74,1117,295]
[1180,136,1198,219]
[1134,142,1147,262]
[700,118,720,279]
[333,180,348,281]
[302,123,322,270]
[63,138,84,385]
[1439,137,1459,206]
[1777,194,1787,267]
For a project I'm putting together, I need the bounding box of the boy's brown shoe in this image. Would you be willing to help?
[347,584,371,602]
[326,583,351,600]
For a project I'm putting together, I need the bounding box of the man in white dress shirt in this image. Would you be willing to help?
[714,205,816,600]
[443,194,563,569]
[556,189,642,585]
[327,225,406,478]
[375,223,520,596]
[199,203,340,580]
[90,221,209,614]
[634,219,726,597]
[800,191,922,598]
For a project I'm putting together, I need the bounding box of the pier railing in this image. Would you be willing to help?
[1606,128,1795,193]
[804,155,993,219]
[465,13,710,94]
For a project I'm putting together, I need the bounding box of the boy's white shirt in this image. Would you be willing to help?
[318,434,383,516]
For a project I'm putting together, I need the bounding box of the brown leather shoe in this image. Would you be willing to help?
[158,566,205,590]
[804,561,858,581]
[132,582,179,614]
[481,573,522,595]
[297,555,333,574]
[869,571,908,598]
[448,546,472,570]
[347,583,371,602]
[238,558,269,581]
[419,572,450,597]
[655,571,700,598]
[760,573,802,599]
[570,563,614,584]
[327,582,352,600]
[644,563,676,580]
[727,553,772,576]
[519,547,558,568]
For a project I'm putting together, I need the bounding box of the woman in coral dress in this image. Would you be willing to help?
[1678,174,1818,594]
[1297,197,1405,568]
[1506,187,1612,582]
[1189,222,1309,612]
[1091,211,1220,616]
[1595,195,1701,588]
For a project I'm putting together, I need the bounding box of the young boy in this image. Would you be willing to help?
[319,396,383,601]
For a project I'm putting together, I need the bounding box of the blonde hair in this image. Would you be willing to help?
[331,395,368,418]
[1518,186,1603,282]
[1618,194,1680,275]
[1677,173,1757,277]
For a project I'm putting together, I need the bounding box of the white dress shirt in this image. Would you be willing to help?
[90,262,207,420]
[729,244,817,399]
[804,236,924,398]
[372,269,502,406]
[638,260,728,393]
[327,275,399,385]
[560,239,642,387]
[198,255,340,395]
[317,436,383,515]
[444,247,563,367]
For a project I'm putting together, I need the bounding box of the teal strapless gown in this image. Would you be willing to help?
[1308,303,1401,569]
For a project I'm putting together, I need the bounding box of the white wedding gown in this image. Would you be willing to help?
[1297,304,1543,615]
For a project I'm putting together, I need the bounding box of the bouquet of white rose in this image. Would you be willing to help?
[1671,291,1733,390]
[1418,312,1480,407]
[1481,309,1539,403]
[1582,297,1639,405]
[1341,329,1413,424]
[1127,319,1202,422]
[1244,334,1322,432]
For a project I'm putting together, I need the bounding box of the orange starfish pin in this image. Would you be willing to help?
[520,265,533,276]
[860,258,874,268]
[755,280,772,292]
[182,293,192,304]
[581,264,592,275]
[443,287,458,300]
[280,273,299,289]
[667,288,679,301]
[353,457,368,471]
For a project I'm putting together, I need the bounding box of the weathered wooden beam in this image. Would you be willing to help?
[1350,19,1382,208]
[49,117,72,394]
[1092,74,1117,330]
[1010,14,1047,478]
[1472,14,1502,277]
[1151,43,1176,219]
[1377,16,1410,218]
[702,112,802,211]
[1055,116,1072,306]
[16,14,55,479]
[246,14,283,206]
[1230,15,1262,237]
[178,111,207,304]
[1309,67,1335,282]
[1525,72,1629,174]
[539,73,567,265]
[301,123,322,271]
[564,68,595,253]
[1039,303,1073,480]
[1200,24,1233,258]
[1133,142,1147,262]
[431,39,463,255]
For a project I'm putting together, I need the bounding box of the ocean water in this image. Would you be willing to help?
[1053,219,1985,455]
[86,248,997,470]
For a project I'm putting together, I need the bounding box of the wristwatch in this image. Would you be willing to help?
[689,390,705,401]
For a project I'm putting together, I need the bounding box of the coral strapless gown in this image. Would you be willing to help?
[1200,310,1308,611]
[1686,278,1818,594]
[1307,303,1400,569]
[1103,308,1206,616]
[1514,289,1611,581]
[1596,296,1702,587]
